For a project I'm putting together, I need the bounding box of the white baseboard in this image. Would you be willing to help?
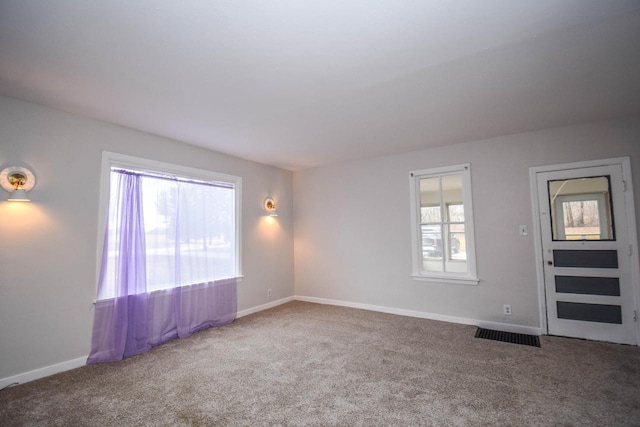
[235,296,295,318]
[1,294,539,389]
[294,295,542,336]
[0,356,87,391]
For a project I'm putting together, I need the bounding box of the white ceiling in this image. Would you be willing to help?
[1,1,640,171]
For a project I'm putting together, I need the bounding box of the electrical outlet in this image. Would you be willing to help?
[519,225,528,236]
[503,304,512,315]
[267,289,272,298]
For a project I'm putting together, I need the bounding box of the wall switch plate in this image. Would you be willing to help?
[519,225,528,236]
[504,304,512,315]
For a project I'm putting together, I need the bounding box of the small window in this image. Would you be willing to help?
[409,164,478,285]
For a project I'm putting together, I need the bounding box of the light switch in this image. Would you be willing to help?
[519,225,528,236]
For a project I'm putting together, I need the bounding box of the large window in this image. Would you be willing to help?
[409,164,478,285]
[96,152,242,300]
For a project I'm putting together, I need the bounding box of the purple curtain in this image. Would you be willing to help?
[87,171,237,364]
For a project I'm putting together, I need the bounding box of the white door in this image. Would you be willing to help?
[535,161,638,345]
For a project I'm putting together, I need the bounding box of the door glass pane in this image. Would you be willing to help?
[548,176,614,241]
[561,200,601,240]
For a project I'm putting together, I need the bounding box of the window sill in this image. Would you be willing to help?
[411,274,479,286]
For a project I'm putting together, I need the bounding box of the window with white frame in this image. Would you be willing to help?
[97,152,242,300]
[409,164,478,285]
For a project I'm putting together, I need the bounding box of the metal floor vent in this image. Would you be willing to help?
[475,327,541,347]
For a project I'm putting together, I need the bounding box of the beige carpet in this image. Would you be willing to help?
[1,301,639,426]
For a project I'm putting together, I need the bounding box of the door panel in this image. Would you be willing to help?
[556,301,622,324]
[554,275,620,296]
[552,249,618,268]
[537,164,637,345]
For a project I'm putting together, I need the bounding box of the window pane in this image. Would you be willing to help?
[420,206,440,223]
[421,225,442,259]
[448,204,464,222]
[101,169,237,299]
[549,176,614,241]
[143,177,176,291]
[421,225,443,273]
[419,177,441,223]
[449,224,466,261]
[442,174,463,221]
[142,177,235,292]
[444,224,468,273]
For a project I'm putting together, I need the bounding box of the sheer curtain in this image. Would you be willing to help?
[88,169,237,364]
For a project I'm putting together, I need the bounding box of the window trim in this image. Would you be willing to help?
[409,163,479,285]
[95,151,243,294]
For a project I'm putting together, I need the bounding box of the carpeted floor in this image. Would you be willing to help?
[1,301,640,426]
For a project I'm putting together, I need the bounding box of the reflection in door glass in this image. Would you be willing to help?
[548,176,614,241]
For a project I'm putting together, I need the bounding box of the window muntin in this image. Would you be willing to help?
[410,164,477,285]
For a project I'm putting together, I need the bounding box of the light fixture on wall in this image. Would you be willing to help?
[1,166,36,202]
[264,197,278,217]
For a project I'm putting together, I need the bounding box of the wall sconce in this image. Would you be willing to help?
[1,166,36,202]
[264,197,278,217]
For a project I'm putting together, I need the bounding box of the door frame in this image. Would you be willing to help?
[529,157,640,344]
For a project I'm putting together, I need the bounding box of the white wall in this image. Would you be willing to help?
[293,117,640,329]
[1,92,638,383]
[0,96,294,380]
